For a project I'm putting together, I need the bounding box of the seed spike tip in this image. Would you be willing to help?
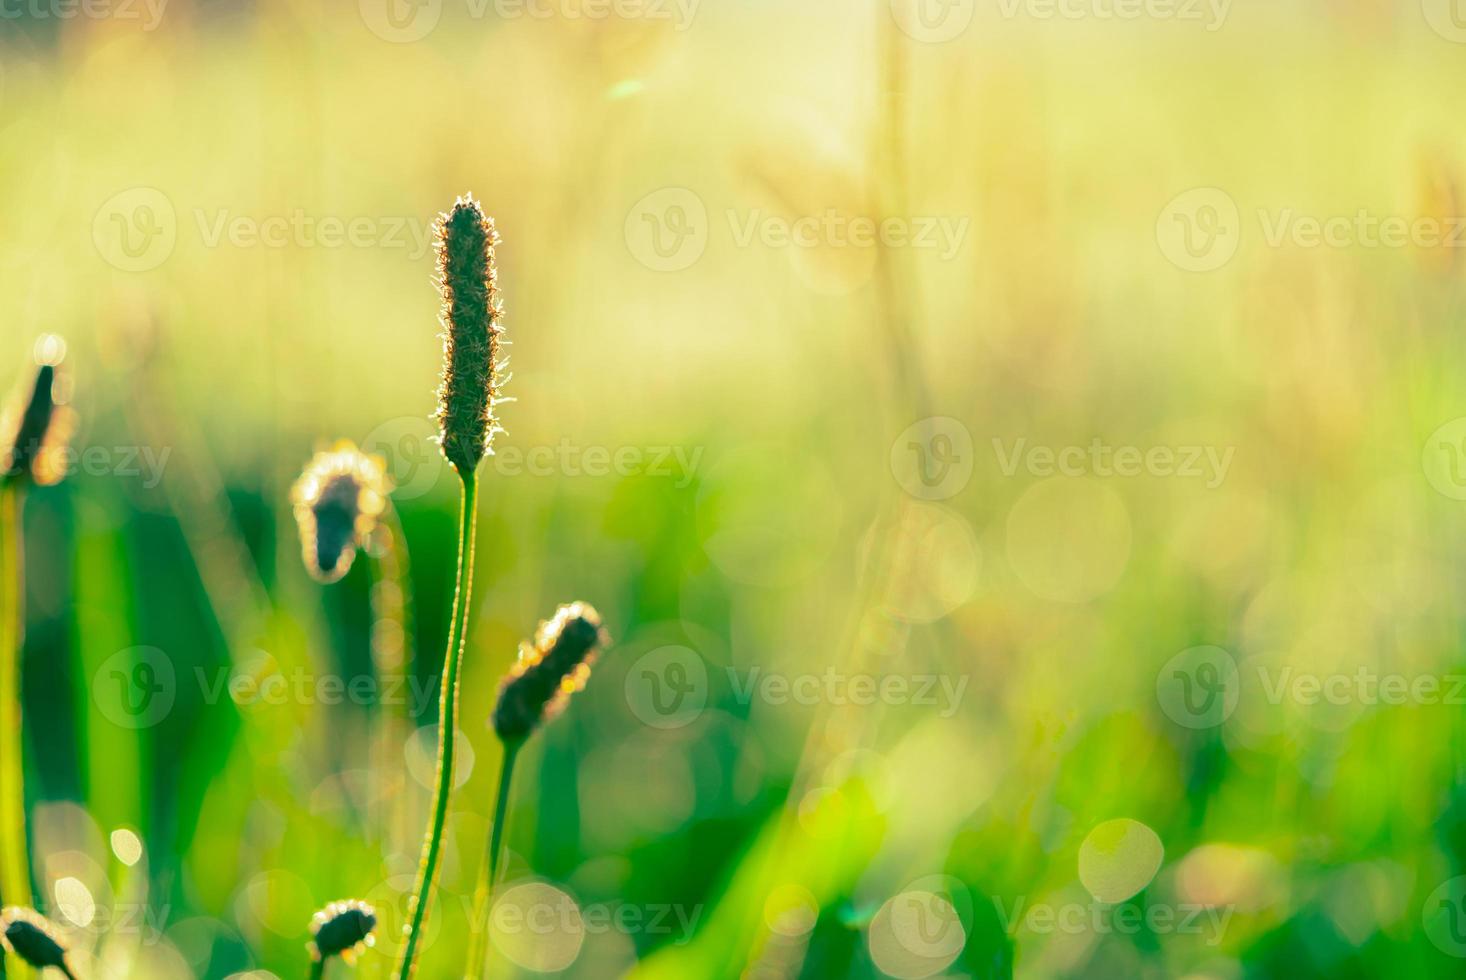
[433,193,505,475]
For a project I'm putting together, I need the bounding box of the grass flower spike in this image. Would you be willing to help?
[464,602,607,979]
[308,900,377,978]
[1,907,75,979]
[492,602,606,741]
[398,194,504,980]
[2,335,75,488]
[290,441,391,583]
[434,194,506,475]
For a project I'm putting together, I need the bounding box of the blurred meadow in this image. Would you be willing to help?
[3,0,1466,976]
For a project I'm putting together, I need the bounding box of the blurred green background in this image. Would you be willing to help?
[5,0,1466,976]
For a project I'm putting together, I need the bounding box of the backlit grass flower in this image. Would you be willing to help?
[398,193,505,980]
[1,907,75,978]
[492,602,607,741]
[308,899,377,969]
[434,194,507,475]
[465,602,608,978]
[2,335,75,488]
[290,441,391,584]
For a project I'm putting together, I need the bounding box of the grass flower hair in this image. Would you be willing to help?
[464,602,607,978]
[290,441,391,583]
[434,194,506,476]
[1,907,75,978]
[308,900,377,978]
[397,194,506,980]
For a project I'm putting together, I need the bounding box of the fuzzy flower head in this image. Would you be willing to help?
[1,907,73,976]
[308,899,377,964]
[492,602,607,742]
[434,194,507,476]
[290,441,391,584]
[2,335,76,488]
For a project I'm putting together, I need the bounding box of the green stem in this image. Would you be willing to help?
[463,739,522,980]
[395,474,478,980]
[308,957,326,980]
[0,484,31,913]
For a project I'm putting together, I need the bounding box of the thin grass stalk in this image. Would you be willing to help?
[308,959,326,980]
[462,738,522,979]
[395,474,478,980]
[0,486,30,917]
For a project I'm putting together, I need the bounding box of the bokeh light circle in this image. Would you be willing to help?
[1078,819,1164,904]
[491,881,586,973]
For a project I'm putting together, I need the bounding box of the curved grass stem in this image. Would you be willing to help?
[463,738,522,980]
[395,474,478,980]
[0,485,31,912]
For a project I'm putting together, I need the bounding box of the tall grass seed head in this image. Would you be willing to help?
[2,335,76,487]
[290,441,391,584]
[309,899,377,964]
[434,194,506,476]
[1,907,71,974]
[492,602,607,741]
